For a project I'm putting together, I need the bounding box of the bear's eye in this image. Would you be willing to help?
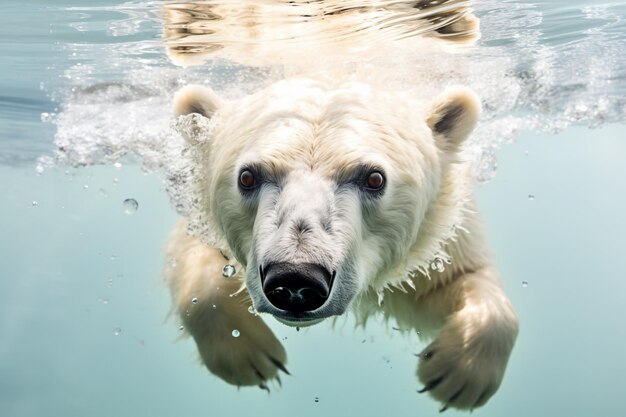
[365,171,385,190]
[239,169,257,190]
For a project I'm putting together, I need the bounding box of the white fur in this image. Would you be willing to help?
[166,79,518,410]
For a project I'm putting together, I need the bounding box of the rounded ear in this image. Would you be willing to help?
[426,86,481,153]
[173,84,223,118]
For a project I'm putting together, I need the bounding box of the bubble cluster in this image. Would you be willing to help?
[475,152,499,184]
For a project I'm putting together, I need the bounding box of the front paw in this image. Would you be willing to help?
[416,315,518,411]
[186,303,288,389]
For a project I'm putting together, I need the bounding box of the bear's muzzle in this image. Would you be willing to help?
[260,262,334,314]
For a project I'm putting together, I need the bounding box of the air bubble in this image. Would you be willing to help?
[83,184,89,189]
[314,397,320,403]
[32,201,39,207]
[522,280,529,288]
[232,329,240,337]
[123,198,138,214]
[191,297,198,304]
[222,264,236,277]
[179,325,184,331]
[113,162,123,170]
[248,305,257,315]
[528,194,535,201]
[113,327,122,336]
[169,258,177,268]
[430,258,445,273]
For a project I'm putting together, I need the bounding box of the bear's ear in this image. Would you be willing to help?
[173,84,223,118]
[426,87,481,153]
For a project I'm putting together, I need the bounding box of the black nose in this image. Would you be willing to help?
[261,263,333,313]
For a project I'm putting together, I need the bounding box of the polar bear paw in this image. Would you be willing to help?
[416,317,517,411]
[190,307,289,390]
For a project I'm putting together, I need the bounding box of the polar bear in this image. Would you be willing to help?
[166,79,518,412]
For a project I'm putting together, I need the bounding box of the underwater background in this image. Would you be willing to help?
[1,1,625,416]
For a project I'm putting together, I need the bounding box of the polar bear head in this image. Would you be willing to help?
[173,79,480,327]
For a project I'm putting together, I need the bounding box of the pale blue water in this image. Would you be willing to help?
[1,1,626,417]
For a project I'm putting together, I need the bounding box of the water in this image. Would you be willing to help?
[1,1,626,416]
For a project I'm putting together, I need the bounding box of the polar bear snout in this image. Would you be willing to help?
[261,262,334,313]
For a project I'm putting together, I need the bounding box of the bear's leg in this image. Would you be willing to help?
[412,266,519,411]
[166,221,288,389]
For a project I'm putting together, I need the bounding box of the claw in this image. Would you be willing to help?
[269,356,291,375]
[417,375,445,393]
[252,365,267,382]
[255,370,265,381]
[439,404,449,413]
[276,374,282,387]
[259,381,270,393]
[447,386,465,405]
[473,389,489,409]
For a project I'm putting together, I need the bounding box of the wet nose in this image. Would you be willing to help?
[262,263,333,313]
